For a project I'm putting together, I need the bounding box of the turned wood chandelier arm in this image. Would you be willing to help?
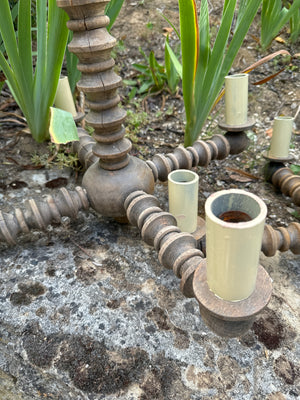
[146,134,231,182]
[0,187,90,246]
[262,222,300,257]
[271,167,300,206]
[195,222,300,258]
[71,128,244,180]
[124,191,204,298]
[71,128,99,169]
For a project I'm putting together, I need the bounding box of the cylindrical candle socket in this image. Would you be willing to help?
[205,189,267,301]
[225,73,248,126]
[268,116,294,158]
[54,76,77,117]
[168,170,199,233]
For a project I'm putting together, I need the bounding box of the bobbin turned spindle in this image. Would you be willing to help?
[57,0,154,219]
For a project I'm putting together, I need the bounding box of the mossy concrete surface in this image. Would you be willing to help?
[0,183,299,399]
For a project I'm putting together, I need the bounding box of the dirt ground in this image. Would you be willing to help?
[1,0,299,221]
[0,1,299,399]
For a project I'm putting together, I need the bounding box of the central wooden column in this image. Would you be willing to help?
[57,0,154,218]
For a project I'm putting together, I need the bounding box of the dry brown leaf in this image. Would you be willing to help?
[294,105,300,120]
[266,128,273,138]
[163,27,174,37]
[21,128,31,135]
[265,349,269,359]
[226,167,260,181]
[242,49,291,74]
[253,67,286,85]
[213,50,292,108]
[0,118,27,127]
[229,173,254,183]
[0,111,26,121]
[163,27,173,33]
[275,36,286,44]
[0,98,15,111]
[250,34,260,44]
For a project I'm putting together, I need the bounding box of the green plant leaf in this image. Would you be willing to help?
[105,0,125,31]
[49,107,78,144]
[200,0,236,100]
[149,51,162,88]
[178,0,199,135]
[184,0,262,146]
[235,0,248,28]
[187,0,237,146]
[165,36,180,93]
[0,1,19,72]
[18,0,33,83]
[157,11,180,39]
[218,0,262,86]
[128,86,137,100]
[290,7,300,43]
[197,0,210,78]
[45,1,69,106]
[0,0,33,122]
[123,79,138,86]
[290,164,300,175]
[165,41,182,79]
[138,81,153,94]
[132,46,173,95]
[261,0,300,49]
[66,31,81,94]
[0,0,69,142]
[0,2,18,55]
[132,64,149,73]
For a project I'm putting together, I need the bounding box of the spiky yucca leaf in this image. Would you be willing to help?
[0,0,69,142]
[289,5,300,43]
[261,0,300,49]
[106,0,125,31]
[180,0,262,146]
[178,0,199,136]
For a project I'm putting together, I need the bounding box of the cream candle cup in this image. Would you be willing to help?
[205,189,267,301]
[168,170,199,233]
[268,116,294,159]
[225,73,248,126]
[54,76,77,116]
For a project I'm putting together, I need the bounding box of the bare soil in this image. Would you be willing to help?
[1,0,299,223]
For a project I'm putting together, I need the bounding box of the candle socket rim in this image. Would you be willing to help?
[193,260,272,337]
[205,189,267,229]
[168,169,199,185]
[225,73,248,80]
[218,118,255,132]
[274,116,294,122]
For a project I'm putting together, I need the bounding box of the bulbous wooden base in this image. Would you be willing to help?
[224,131,250,155]
[82,156,155,218]
[193,260,272,337]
